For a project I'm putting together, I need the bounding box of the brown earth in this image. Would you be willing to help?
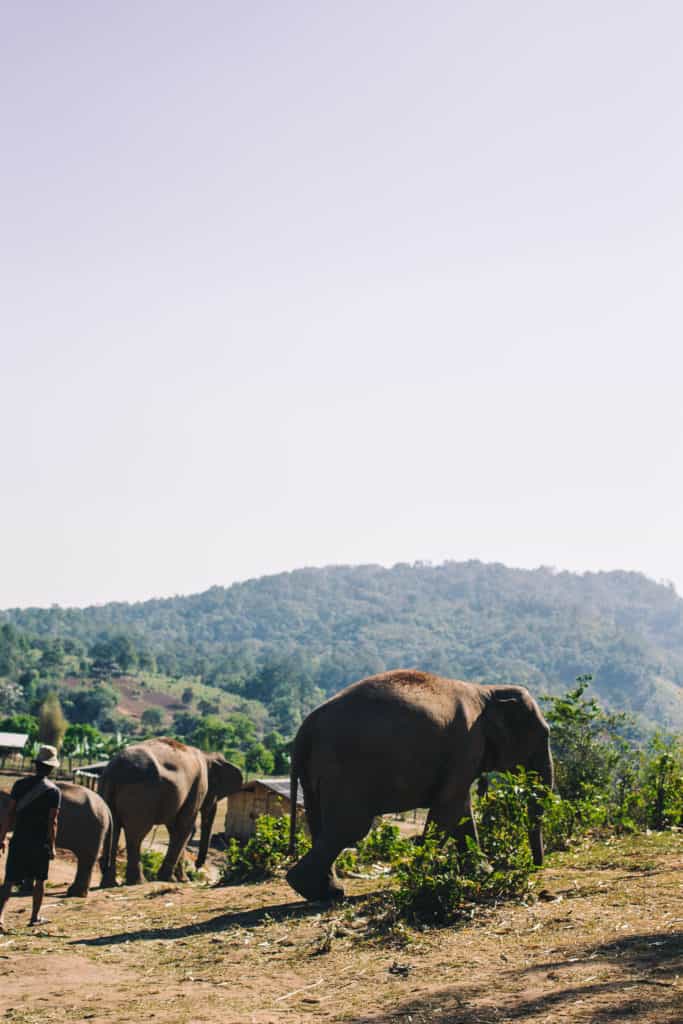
[0,831,681,1024]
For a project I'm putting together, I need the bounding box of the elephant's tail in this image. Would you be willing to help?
[288,754,299,857]
[100,804,114,881]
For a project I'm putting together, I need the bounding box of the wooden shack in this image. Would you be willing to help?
[0,732,28,769]
[224,777,306,841]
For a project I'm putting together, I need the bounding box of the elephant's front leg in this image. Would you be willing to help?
[426,783,480,856]
[158,821,194,882]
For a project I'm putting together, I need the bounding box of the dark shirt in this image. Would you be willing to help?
[10,776,61,843]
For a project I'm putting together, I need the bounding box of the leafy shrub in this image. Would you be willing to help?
[641,735,683,829]
[389,774,543,926]
[219,815,311,884]
[336,820,412,876]
[392,823,534,926]
[140,850,165,880]
[358,821,411,863]
[539,790,579,850]
[477,770,538,875]
[138,850,203,882]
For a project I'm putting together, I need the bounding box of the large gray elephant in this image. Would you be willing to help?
[286,669,553,901]
[0,781,112,897]
[99,738,243,885]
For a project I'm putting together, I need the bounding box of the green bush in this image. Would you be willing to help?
[477,770,537,875]
[337,820,412,876]
[392,824,534,926]
[641,734,683,829]
[140,850,165,880]
[219,815,311,884]
[389,774,542,926]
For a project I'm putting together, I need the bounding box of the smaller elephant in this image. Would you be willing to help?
[100,737,243,885]
[0,781,113,898]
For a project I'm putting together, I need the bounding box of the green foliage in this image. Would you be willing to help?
[337,821,411,876]
[219,815,311,885]
[0,678,23,715]
[61,723,106,760]
[393,825,534,926]
[477,771,537,875]
[542,675,628,802]
[0,712,38,749]
[542,677,682,835]
[245,742,275,775]
[140,850,165,880]
[357,821,410,863]
[641,734,683,829]
[58,684,119,728]
[141,707,164,729]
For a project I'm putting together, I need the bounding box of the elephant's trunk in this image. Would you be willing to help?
[196,798,217,869]
[527,735,553,866]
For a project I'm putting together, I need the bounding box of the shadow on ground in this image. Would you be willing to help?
[343,931,683,1024]
[72,893,363,947]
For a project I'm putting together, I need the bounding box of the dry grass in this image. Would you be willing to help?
[0,831,680,1024]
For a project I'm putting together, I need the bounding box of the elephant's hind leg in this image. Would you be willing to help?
[158,820,194,882]
[286,808,375,902]
[124,827,146,885]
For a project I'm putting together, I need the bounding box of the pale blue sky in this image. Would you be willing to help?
[2,2,683,607]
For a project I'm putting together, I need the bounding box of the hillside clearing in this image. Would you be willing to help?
[0,832,680,1024]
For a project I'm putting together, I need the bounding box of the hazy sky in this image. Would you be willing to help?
[3,2,683,608]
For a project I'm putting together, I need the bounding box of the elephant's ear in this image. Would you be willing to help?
[205,754,244,799]
[481,691,531,772]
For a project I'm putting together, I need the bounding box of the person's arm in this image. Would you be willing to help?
[47,807,59,857]
[0,799,16,853]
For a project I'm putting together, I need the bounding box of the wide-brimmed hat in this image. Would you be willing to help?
[35,745,60,768]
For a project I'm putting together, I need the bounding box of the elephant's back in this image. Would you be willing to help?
[100,739,206,817]
[316,669,478,722]
[103,743,163,786]
[58,781,110,824]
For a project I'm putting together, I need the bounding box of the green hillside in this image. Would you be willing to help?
[3,561,683,731]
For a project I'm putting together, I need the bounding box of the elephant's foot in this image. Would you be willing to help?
[100,873,118,889]
[286,863,345,903]
[157,866,186,883]
[66,885,89,898]
[125,871,144,885]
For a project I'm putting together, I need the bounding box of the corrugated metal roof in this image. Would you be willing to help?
[255,777,304,805]
[73,761,109,776]
[0,732,28,748]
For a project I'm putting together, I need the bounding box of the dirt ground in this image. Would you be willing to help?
[0,830,681,1024]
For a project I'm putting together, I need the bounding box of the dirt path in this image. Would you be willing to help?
[1,832,681,1024]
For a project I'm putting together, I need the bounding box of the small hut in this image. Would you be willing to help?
[224,777,306,841]
[0,732,28,769]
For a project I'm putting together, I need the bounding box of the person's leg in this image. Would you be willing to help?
[29,879,46,925]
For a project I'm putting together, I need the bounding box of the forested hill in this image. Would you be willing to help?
[4,561,683,730]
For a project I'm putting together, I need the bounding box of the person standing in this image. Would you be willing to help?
[0,745,62,932]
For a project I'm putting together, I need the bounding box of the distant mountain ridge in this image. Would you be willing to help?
[4,561,683,730]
